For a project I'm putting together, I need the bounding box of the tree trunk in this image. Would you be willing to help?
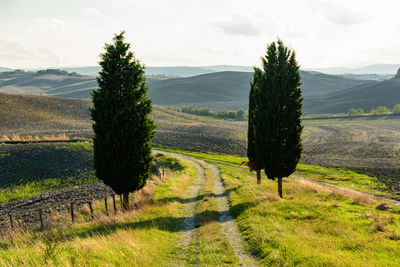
[256,169,261,184]
[122,192,130,210]
[278,177,283,198]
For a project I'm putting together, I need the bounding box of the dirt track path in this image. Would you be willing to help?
[156,151,258,266]
[207,161,258,266]
[196,156,400,206]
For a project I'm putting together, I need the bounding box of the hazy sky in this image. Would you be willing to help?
[1,0,400,69]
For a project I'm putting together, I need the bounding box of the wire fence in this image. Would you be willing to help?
[0,182,116,233]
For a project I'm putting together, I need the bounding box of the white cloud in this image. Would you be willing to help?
[0,39,56,61]
[214,15,261,36]
[34,17,65,32]
[83,8,102,17]
[305,0,366,26]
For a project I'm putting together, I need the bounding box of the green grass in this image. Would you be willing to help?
[0,174,98,203]
[0,142,97,203]
[0,157,196,266]
[0,153,244,266]
[217,163,400,266]
[186,161,238,265]
[295,164,392,198]
[160,148,393,199]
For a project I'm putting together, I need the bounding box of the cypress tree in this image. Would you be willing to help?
[247,68,263,184]
[254,39,303,198]
[90,32,155,209]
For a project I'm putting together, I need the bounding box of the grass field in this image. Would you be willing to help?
[0,142,97,203]
[3,92,400,193]
[0,156,196,266]
[1,150,400,266]
[218,162,400,266]
[0,152,246,266]
[303,116,400,194]
[160,148,396,199]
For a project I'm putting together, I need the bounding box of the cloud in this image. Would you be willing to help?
[0,39,57,61]
[83,7,102,17]
[305,1,366,26]
[214,15,261,36]
[34,17,65,31]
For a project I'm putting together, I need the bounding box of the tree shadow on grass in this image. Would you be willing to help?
[156,187,239,204]
[66,210,223,240]
[229,199,264,220]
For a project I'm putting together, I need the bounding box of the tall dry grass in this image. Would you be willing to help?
[298,179,380,205]
[0,134,75,143]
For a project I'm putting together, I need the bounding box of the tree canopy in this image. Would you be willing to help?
[90,32,155,209]
[250,39,303,198]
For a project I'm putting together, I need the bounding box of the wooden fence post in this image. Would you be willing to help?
[39,209,44,230]
[112,195,117,212]
[104,198,109,216]
[9,214,14,230]
[70,203,75,223]
[88,201,94,220]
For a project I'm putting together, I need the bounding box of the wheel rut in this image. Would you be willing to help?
[207,162,258,266]
[155,150,258,266]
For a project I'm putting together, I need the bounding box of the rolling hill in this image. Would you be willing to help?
[147,70,373,111]
[60,65,255,77]
[305,72,400,114]
[306,63,400,75]
[0,67,13,72]
[0,92,247,155]
[0,69,374,114]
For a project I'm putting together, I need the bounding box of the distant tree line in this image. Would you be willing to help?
[170,106,247,120]
[348,104,400,116]
[0,69,80,77]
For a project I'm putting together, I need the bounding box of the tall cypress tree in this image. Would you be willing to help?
[254,39,303,198]
[90,32,155,209]
[247,68,263,184]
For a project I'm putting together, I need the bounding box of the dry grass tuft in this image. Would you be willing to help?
[298,180,331,194]
[298,179,378,205]
[0,134,73,143]
[331,188,377,205]
[387,230,400,240]
[373,213,387,232]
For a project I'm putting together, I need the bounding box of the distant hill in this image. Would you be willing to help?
[148,70,372,111]
[307,64,400,75]
[305,74,400,114]
[0,93,246,155]
[0,67,13,72]
[61,65,254,77]
[0,69,98,98]
[0,69,374,114]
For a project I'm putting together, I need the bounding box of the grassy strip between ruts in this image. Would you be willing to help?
[0,156,196,266]
[216,162,400,266]
[157,148,395,199]
[186,160,239,265]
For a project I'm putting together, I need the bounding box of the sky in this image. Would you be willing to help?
[1,0,400,69]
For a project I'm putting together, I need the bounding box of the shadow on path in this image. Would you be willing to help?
[157,187,238,204]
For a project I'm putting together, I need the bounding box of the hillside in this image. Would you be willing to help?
[0,69,97,98]
[306,74,400,114]
[4,68,399,114]
[2,92,400,191]
[0,93,246,155]
[1,69,372,113]
[148,70,373,111]
[306,63,400,75]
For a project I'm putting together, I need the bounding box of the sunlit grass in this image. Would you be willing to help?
[0,175,98,203]
[160,148,392,198]
[218,163,400,266]
[0,157,196,266]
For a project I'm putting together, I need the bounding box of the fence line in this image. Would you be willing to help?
[1,193,118,233]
